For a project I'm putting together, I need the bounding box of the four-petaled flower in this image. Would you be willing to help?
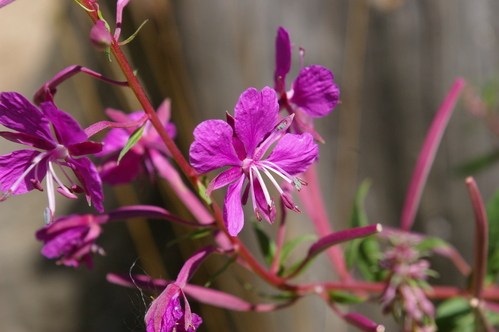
[97,99,176,185]
[0,92,104,221]
[189,87,318,236]
[274,26,339,140]
[35,213,107,268]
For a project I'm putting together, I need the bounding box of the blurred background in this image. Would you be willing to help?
[1,0,499,331]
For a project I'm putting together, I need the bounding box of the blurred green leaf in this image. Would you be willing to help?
[454,150,499,177]
[166,228,212,247]
[279,234,316,266]
[252,221,276,266]
[117,123,145,164]
[328,290,367,304]
[204,256,237,287]
[487,188,499,278]
[436,297,473,332]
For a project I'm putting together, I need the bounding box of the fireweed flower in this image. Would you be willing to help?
[379,234,436,332]
[274,26,339,139]
[189,87,318,236]
[35,213,107,268]
[145,284,202,332]
[0,92,104,220]
[96,99,176,185]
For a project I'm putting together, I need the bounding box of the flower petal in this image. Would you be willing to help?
[0,131,56,150]
[223,175,246,236]
[234,87,279,157]
[40,101,88,145]
[290,65,339,117]
[69,157,104,212]
[98,150,143,185]
[0,149,48,194]
[68,141,103,156]
[190,119,241,173]
[266,133,318,175]
[274,26,292,91]
[206,166,243,195]
[0,92,53,142]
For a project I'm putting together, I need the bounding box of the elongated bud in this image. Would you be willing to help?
[90,20,112,52]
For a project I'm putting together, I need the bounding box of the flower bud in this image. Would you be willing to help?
[90,20,112,52]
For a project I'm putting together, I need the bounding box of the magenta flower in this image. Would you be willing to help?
[0,92,104,219]
[35,214,107,268]
[274,27,339,139]
[145,284,202,332]
[96,99,176,185]
[145,246,217,332]
[189,87,318,236]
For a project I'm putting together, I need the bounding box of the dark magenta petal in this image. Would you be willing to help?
[234,87,279,157]
[274,26,292,91]
[189,119,241,174]
[98,150,143,186]
[68,141,103,156]
[70,156,104,212]
[206,167,243,195]
[266,133,318,175]
[40,101,88,146]
[0,0,17,9]
[290,65,339,117]
[223,175,246,236]
[0,149,48,195]
[0,92,53,142]
[0,131,56,150]
[252,178,275,224]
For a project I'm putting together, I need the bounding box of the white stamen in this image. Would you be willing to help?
[252,166,272,208]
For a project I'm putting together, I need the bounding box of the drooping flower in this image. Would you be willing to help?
[145,284,202,332]
[274,26,339,140]
[96,99,176,185]
[35,213,107,268]
[0,92,104,220]
[145,246,217,332]
[189,87,318,236]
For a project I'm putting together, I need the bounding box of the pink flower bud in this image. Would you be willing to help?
[90,20,112,52]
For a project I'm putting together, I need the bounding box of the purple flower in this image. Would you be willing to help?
[35,214,107,268]
[97,100,176,185]
[274,27,339,139]
[189,87,318,236]
[0,92,104,219]
[145,284,202,332]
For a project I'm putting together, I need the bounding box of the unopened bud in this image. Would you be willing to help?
[90,20,112,52]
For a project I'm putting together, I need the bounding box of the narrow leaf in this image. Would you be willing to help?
[279,234,316,265]
[117,123,145,164]
[119,19,149,45]
[252,221,276,266]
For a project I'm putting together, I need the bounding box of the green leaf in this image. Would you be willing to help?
[120,19,149,45]
[279,234,316,266]
[436,297,474,332]
[204,256,236,287]
[252,221,276,266]
[328,290,367,304]
[345,179,371,268]
[487,188,499,278]
[196,178,212,205]
[117,123,146,164]
[415,237,450,252]
[166,228,212,247]
[454,150,499,177]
